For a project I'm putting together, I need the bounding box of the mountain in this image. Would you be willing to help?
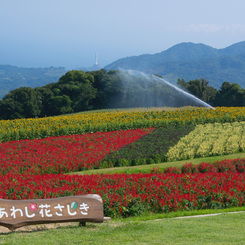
[104,41,245,88]
[0,65,67,99]
[2,42,245,99]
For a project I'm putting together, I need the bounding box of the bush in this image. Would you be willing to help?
[118,158,130,167]
[197,162,217,173]
[146,158,155,164]
[181,163,198,174]
[215,160,236,172]
[164,167,182,174]
[99,161,114,169]
[235,160,245,172]
[150,167,163,174]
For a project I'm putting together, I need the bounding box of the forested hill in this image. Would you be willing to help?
[104,41,245,89]
[1,69,245,120]
[2,41,245,99]
[0,65,67,99]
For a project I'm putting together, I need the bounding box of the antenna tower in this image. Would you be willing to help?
[95,53,98,66]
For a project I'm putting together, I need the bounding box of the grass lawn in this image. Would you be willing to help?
[70,152,245,175]
[1,210,245,244]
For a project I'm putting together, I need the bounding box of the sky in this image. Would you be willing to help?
[1,0,245,69]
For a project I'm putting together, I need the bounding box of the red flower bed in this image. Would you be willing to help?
[162,158,245,174]
[1,170,244,217]
[0,128,154,175]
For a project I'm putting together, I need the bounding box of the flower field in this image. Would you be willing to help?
[1,107,245,218]
[0,128,154,175]
[1,107,245,142]
[1,121,244,174]
[166,122,245,161]
[102,124,195,167]
[0,159,245,217]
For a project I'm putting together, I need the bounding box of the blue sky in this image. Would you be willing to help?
[1,0,245,69]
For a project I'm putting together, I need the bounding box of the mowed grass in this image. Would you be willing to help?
[70,152,245,175]
[1,211,245,244]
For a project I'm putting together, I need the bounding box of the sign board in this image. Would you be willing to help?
[0,194,104,230]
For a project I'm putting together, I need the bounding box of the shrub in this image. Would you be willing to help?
[181,163,198,174]
[164,167,182,174]
[215,160,236,172]
[197,162,217,173]
[118,158,130,167]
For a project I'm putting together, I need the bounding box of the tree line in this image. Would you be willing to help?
[177,78,245,107]
[0,69,245,120]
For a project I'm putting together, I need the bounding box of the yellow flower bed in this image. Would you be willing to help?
[1,107,245,142]
[166,121,245,161]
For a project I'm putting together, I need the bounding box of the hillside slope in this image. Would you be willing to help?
[105,41,245,88]
[0,65,67,99]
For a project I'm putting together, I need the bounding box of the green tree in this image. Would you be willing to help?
[0,87,41,119]
[35,87,55,117]
[214,82,245,106]
[57,70,97,112]
[177,78,217,104]
[87,69,109,109]
[47,95,73,115]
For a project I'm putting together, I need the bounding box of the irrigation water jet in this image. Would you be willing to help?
[152,74,214,109]
[114,69,214,109]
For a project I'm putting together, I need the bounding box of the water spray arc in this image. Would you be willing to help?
[152,74,214,109]
[117,69,214,109]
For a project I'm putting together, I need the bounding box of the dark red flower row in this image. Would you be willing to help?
[152,158,245,174]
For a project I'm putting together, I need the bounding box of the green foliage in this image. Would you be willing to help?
[177,78,218,105]
[0,87,41,119]
[215,82,245,106]
[48,95,73,115]
[46,70,97,114]
[177,78,245,107]
[117,158,130,167]
[0,70,98,119]
[1,67,245,120]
